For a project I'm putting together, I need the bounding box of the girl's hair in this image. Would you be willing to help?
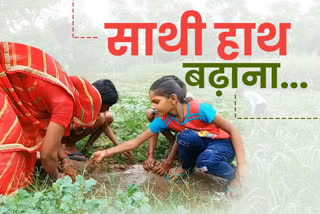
[150,75,187,103]
[92,79,119,105]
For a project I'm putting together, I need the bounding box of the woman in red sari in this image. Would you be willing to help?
[0,42,101,195]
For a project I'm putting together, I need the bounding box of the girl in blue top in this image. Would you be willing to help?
[90,75,247,198]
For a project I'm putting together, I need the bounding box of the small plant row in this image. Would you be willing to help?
[0,176,153,214]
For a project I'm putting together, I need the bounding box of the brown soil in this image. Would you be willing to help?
[71,160,228,200]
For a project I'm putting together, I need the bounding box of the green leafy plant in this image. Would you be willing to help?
[0,176,153,214]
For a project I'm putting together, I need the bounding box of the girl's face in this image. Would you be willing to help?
[149,90,175,116]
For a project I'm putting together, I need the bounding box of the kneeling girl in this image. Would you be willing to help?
[90,75,247,197]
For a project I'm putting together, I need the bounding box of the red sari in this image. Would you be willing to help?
[0,42,101,195]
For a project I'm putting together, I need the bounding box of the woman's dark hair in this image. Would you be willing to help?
[92,79,119,105]
[150,75,187,103]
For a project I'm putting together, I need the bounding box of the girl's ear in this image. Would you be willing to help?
[170,94,178,104]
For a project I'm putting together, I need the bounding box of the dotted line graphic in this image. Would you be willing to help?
[236,117,319,120]
[72,0,98,39]
[234,94,237,119]
[234,94,318,120]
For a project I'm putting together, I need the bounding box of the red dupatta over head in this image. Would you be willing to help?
[0,42,102,152]
[0,42,101,195]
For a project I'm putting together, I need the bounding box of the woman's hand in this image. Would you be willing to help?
[152,161,171,176]
[40,121,66,179]
[60,156,73,168]
[62,165,78,183]
[89,150,109,164]
[58,157,77,182]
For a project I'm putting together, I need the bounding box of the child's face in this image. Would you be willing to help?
[149,90,174,116]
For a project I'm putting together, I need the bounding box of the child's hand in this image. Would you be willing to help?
[143,156,156,171]
[122,151,134,160]
[89,150,109,164]
[152,161,171,176]
[236,162,248,184]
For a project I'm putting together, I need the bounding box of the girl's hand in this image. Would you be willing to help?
[235,162,248,184]
[89,150,109,164]
[143,156,156,171]
[152,161,171,176]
